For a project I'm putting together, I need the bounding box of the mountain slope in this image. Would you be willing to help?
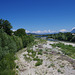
[71,29,75,33]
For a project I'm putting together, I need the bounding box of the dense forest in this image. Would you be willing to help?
[0,19,34,75]
[46,32,75,42]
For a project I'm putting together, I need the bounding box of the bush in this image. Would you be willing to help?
[35,59,43,66]
[71,36,75,42]
[0,29,17,60]
[21,35,34,47]
[0,53,16,75]
[12,36,23,50]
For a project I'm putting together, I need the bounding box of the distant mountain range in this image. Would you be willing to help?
[71,28,75,33]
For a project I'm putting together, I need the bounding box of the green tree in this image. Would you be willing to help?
[14,28,26,36]
[0,19,12,35]
[71,36,75,42]
[0,29,17,60]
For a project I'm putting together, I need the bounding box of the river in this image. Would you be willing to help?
[35,36,58,41]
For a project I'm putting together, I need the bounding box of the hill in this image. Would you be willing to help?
[71,28,75,33]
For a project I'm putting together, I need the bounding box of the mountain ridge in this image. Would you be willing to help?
[71,28,75,33]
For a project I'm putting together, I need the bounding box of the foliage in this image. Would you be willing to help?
[0,19,34,75]
[51,43,75,59]
[0,53,16,75]
[0,19,12,35]
[14,28,34,47]
[12,36,23,50]
[22,35,34,47]
[24,54,32,62]
[27,49,36,58]
[14,28,26,37]
[0,29,17,60]
[57,69,61,72]
[35,59,43,66]
[38,51,42,55]
[47,32,75,42]
[71,36,75,42]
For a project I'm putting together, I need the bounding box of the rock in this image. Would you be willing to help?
[38,45,43,48]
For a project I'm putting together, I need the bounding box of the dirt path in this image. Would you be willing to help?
[15,41,75,75]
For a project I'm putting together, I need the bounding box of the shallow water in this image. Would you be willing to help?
[48,38,58,41]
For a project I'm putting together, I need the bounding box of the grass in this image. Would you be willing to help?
[50,63,55,67]
[27,49,36,58]
[38,49,43,55]
[48,63,55,68]
[27,40,38,49]
[57,69,63,74]
[35,59,43,66]
[51,43,75,59]
[33,56,43,66]
[60,65,64,68]
[33,57,40,61]
[38,51,42,55]
[23,54,32,62]
[57,69,61,72]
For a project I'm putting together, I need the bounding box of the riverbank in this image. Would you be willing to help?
[15,39,75,75]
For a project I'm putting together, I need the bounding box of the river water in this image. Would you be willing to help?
[35,36,58,41]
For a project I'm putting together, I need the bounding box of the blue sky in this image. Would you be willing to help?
[0,0,75,33]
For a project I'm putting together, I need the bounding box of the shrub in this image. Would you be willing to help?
[51,43,75,59]
[0,53,16,75]
[57,69,61,72]
[0,29,17,60]
[12,36,23,50]
[35,59,43,66]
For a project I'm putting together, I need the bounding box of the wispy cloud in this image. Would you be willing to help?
[14,27,75,34]
[12,29,16,31]
[59,29,67,32]
[26,30,30,33]
[31,30,57,34]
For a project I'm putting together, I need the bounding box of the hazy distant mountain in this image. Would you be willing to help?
[27,33,41,35]
[71,28,75,33]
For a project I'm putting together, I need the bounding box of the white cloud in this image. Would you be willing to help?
[32,30,41,33]
[12,29,16,31]
[31,30,56,34]
[25,28,74,34]
[26,30,30,33]
[59,29,67,32]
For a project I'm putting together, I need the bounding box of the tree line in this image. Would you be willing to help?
[0,19,34,75]
[47,32,75,42]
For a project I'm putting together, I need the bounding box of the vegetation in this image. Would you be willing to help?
[0,19,12,35]
[24,49,43,66]
[51,43,75,59]
[57,69,61,72]
[12,36,23,51]
[14,28,26,37]
[38,49,43,55]
[27,49,36,58]
[35,59,43,66]
[46,32,75,42]
[0,19,34,75]
[24,54,32,62]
